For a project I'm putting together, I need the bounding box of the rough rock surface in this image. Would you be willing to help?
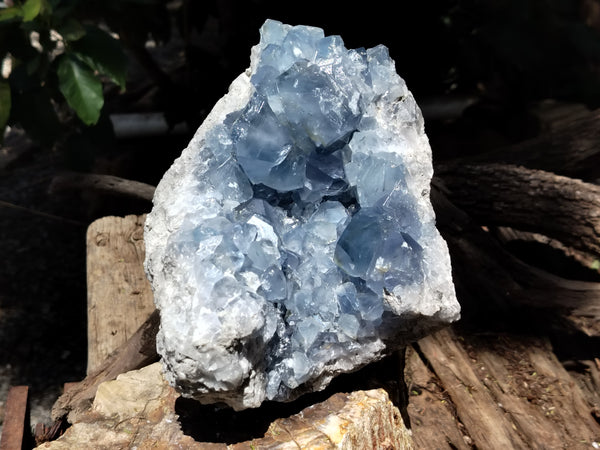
[144,19,459,410]
[35,363,414,449]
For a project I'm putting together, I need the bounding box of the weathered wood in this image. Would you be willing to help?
[50,209,600,448]
[492,226,598,272]
[51,215,159,422]
[50,309,159,423]
[564,358,600,424]
[405,346,472,449]
[413,327,600,449]
[438,163,600,257]
[50,173,156,202]
[0,386,29,450]
[33,420,68,448]
[431,183,600,336]
[417,329,527,449]
[85,214,155,374]
[40,363,413,449]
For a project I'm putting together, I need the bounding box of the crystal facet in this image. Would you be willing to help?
[145,19,460,410]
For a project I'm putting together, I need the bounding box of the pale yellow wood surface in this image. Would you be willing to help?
[38,364,413,450]
[86,215,155,374]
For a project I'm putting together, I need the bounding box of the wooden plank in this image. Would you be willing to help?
[0,386,29,450]
[417,329,531,449]
[86,214,155,374]
[474,334,600,446]
[523,341,600,441]
[417,328,600,449]
[405,346,472,449]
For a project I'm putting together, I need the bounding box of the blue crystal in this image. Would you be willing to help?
[183,17,423,388]
[147,19,459,410]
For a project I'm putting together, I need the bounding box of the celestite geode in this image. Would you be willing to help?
[144,19,460,410]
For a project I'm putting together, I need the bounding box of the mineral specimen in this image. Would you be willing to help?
[144,19,460,410]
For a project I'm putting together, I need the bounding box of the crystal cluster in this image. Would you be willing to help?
[144,19,459,410]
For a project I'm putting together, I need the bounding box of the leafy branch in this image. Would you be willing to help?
[0,0,129,143]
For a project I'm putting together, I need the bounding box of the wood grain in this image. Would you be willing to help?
[439,163,600,257]
[405,346,472,449]
[413,328,600,449]
[86,214,155,374]
[0,386,29,450]
[51,310,159,423]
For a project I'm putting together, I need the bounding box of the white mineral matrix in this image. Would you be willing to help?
[145,19,460,410]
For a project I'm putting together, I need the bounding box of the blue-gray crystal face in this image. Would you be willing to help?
[145,19,459,410]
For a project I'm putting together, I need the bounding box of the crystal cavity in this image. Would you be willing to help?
[144,19,460,410]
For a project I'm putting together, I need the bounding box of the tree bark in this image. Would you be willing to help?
[430,182,600,335]
[437,163,600,257]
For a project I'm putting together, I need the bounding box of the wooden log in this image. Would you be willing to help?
[49,173,156,203]
[431,183,600,336]
[0,386,30,450]
[51,215,158,423]
[85,214,155,374]
[438,163,600,257]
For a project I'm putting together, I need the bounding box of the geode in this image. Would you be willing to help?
[144,19,460,410]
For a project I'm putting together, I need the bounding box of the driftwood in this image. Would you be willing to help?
[85,214,155,374]
[492,226,597,271]
[49,172,156,202]
[431,180,600,336]
[438,163,600,257]
[51,214,159,423]
[46,202,600,448]
[50,309,159,424]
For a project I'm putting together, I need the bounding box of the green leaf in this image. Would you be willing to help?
[22,0,43,22]
[0,80,11,141]
[0,7,23,22]
[57,54,104,125]
[71,26,127,89]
